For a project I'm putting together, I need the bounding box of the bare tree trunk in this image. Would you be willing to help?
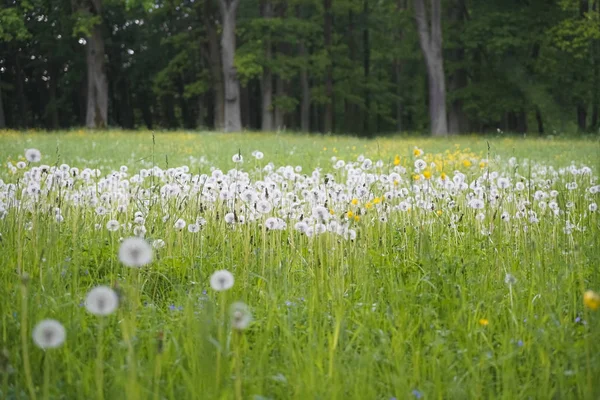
[413,0,448,136]
[219,0,242,132]
[202,0,225,130]
[363,0,371,135]
[577,104,587,131]
[261,1,274,131]
[85,0,108,129]
[299,41,311,132]
[16,53,28,128]
[394,60,403,132]
[47,64,60,129]
[448,0,468,134]
[0,80,5,129]
[323,0,334,133]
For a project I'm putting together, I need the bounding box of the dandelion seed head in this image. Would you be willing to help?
[32,319,66,349]
[85,286,119,316]
[210,269,234,292]
[25,149,42,163]
[118,237,153,268]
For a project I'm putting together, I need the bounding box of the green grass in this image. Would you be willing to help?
[0,130,599,399]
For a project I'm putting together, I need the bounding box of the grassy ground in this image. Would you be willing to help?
[0,130,599,399]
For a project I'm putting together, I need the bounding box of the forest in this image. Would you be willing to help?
[0,0,599,136]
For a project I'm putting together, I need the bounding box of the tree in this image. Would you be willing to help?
[219,0,242,132]
[72,0,109,128]
[413,0,447,135]
[260,0,274,131]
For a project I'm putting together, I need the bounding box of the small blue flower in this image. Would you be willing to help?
[412,389,423,399]
[517,340,524,347]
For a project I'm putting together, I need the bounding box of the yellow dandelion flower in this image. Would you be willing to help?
[584,290,600,311]
[393,179,399,186]
[413,147,423,157]
[353,215,360,222]
[329,209,335,215]
[479,318,489,327]
[436,210,443,216]
[365,202,373,210]
[323,147,327,151]
[373,197,381,204]
[479,161,487,168]
[423,170,432,180]
[393,155,401,166]
[463,160,472,168]
[441,172,447,181]
[346,211,354,218]
[351,198,359,206]
[413,174,421,181]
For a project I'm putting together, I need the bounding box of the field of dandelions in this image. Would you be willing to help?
[0,131,599,400]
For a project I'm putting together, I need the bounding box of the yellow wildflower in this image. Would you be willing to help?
[329,209,335,215]
[393,179,399,186]
[353,215,360,222]
[393,155,401,166]
[479,318,489,327]
[373,197,381,204]
[351,198,358,206]
[436,210,443,216]
[413,174,421,181]
[463,160,472,168]
[365,202,373,210]
[346,211,354,218]
[479,161,487,168]
[423,170,432,180]
[441,172,447,181]
[413,147,423,157]
[584,290,600,311]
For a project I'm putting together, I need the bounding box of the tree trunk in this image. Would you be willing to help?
[363,0,371,135]
[299,41,311,132]
[16,53,28,128]
[577,104,587,131]
[47,64,60,129]
[535,108,544,135]
[220,0,242,132]
[203,0,225,130]
[394,60,403,132]
[85,0,108,129]
[413,0,448,136]
[447,0,468,134]
[0,79,6,129]
[274,74,286,129]
[323,0,334,133]
[261,1,274,131]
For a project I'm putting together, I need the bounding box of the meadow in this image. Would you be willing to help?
[0,130,599,400]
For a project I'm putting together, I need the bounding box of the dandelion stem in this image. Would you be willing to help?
[234,330,243,400]
[20,281,37,400]
[43,353,50,400]
[215,291,227,391]
[95,318,105,400]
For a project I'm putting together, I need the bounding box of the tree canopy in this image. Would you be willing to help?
[0,0,599,135]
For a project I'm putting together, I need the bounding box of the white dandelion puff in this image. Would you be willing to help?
[504,273,517,286]
[106,220,120,232]
[25,149,42,163]
[152,239,166,249]
[85,286,119,316]
[174,218,186,230]
[210,270,234,292]
[230,302,252,330]
[118,237,153,268]
[32,319,66,349]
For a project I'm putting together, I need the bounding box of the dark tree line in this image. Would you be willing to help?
[1,0,599,135]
